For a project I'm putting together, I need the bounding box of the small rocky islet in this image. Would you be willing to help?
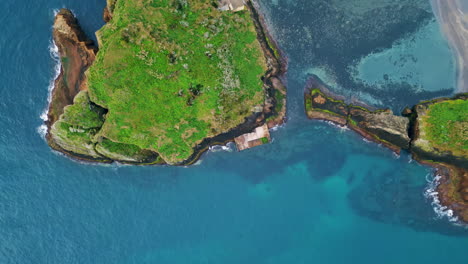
[45,0,467,223]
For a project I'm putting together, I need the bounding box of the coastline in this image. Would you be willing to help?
[431,0,468,93]
[304,81,468,223]
[44,2,287,166]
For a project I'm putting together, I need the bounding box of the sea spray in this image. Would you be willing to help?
[424,173,459,223]
[37,38,61,139]
[208,142,235,153]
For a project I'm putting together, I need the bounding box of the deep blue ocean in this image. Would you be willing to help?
[1,0,468,263]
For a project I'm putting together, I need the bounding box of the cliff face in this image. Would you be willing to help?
[46,9,97,131]
[305,86,468,223]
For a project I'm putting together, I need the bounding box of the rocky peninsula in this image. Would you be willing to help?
[45,0,286,165]
[305,78,468,222]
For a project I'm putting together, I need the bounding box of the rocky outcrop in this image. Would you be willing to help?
[305,87,410,153]
[305,85,468,223]
[45,9,110,162]
[46,9,97,137]
[410,94,468,170]
[348,107,410,151]
[430,163,468,223]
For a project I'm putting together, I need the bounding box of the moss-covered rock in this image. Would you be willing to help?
[411,94,468,169]
[95,138,162,164]
[305,88,410,152]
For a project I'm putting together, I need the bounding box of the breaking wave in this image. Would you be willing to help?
[38,11,62,139]
[424,173,460,223]
[209,142,235,153]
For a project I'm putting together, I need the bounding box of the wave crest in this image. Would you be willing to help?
[424,173,460,223]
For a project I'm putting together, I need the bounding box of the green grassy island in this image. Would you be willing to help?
[47,0,285,165]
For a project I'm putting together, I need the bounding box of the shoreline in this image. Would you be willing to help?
[304,81,468,223]
[44,2,287,166]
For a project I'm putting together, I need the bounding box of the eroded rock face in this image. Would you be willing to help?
[411,94,468,170]
[348,107,410,150]
[46,9,103,160]
[46,9,97,129]
[305,88,410,152]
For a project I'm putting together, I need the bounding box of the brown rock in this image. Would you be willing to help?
[46,9,97,143]
[348,107,411,149]
[46,9,96,126]
[103,7,112,22]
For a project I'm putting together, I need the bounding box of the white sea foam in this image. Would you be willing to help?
[392,152,400,159]
[38,10,63,139]
[193,160,203,166]
[319,120,349,131]
[362,138,371,143]
[41,39,61,123]
[209,142,235,153]
[424,173,460,223]
[37,124,48,139]
[270,123,286,132]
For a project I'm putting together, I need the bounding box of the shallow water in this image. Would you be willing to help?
[1,0,468,263]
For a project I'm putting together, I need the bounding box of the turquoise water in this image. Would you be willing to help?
[351,20,456,93]
[1,0,468,263]
[258,0,457,109]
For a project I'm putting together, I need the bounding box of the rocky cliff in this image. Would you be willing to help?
[46,9,97,137]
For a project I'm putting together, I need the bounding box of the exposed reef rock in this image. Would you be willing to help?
[430,164,468,223]
[305,87,410,153]
[305,84,468,223]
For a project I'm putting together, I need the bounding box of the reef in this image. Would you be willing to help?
[304,79,468,222]
[45,0,286,165]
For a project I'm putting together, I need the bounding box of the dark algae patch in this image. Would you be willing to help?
[47,0,286,165]
[304,86,468,223]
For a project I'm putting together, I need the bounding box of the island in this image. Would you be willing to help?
[304,78,468,222]
[45,0,286,165]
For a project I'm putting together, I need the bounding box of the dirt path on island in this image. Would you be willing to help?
[432,0,468,93]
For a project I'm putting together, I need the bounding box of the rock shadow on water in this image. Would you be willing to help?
[306,143,346,181]
[348,167,468,236]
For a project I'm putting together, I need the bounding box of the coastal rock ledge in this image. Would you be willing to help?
[45,1,286,166]
[305,85,468,223]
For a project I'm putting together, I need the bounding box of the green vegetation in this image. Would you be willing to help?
[423,99,468,157]
[84,0,267,164]
[61,91,105,129]
[260,137,269,144]
[50,91,105,158]
[95,138,162,163]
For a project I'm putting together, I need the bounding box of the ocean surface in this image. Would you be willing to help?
[1,0,468,263]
